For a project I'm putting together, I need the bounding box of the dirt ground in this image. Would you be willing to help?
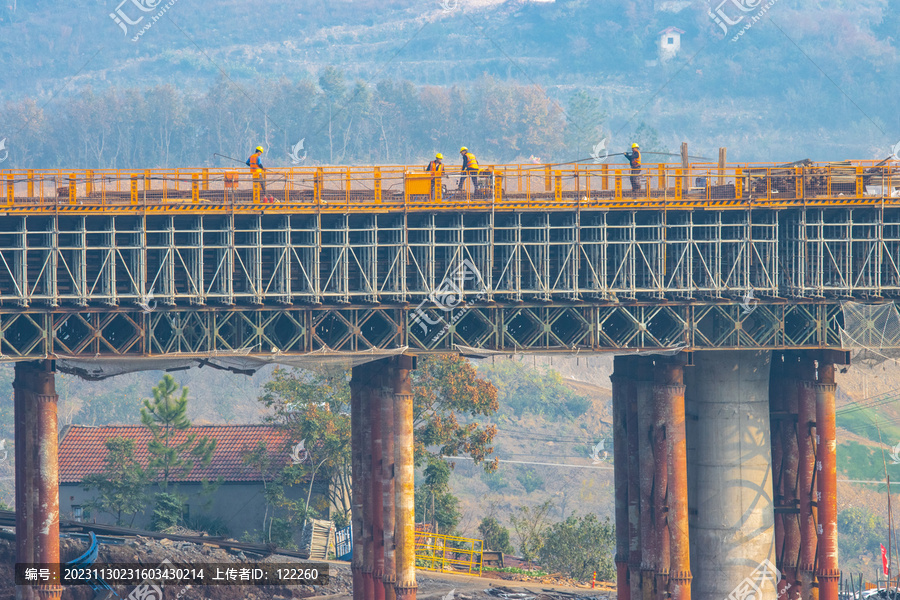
[0,535,614,600]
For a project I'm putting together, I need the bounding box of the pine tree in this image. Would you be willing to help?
[141,375,216,490]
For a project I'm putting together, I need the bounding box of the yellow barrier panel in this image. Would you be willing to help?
[69,173,77,204]
[374,167,381,204]
[144,169,151,191]
[658,164,665,190]
[602,164,609,191]
[86,170,93,195]
[494,172,502,204]
[27,170,34,198]
[415,530,483,576]
[130,174,139,204]
[544,165,551,192]
[252,172,261,204]
[614,170,622,200]
[192,174,199,203]
[202,168,209,191]
[735,168,743,199]
[675,169,683,200]
[856,166,864,197]
[796,166,803,199]
[554,171,562,202]
[6,174,13,205]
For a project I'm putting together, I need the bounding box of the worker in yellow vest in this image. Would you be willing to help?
[246,146,272,201]
[425,153,445,199]
[624,143,642,193]
[458,147,480,194]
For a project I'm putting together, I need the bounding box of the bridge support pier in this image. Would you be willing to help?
[772,353,802,600]
[686,350,776,600]
[815,363,838,600]
[14,360,63,600]
[797,356,819,600]
[351,356,417,600]
[613,356,691,600]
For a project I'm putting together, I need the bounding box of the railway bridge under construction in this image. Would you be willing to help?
[3,160,900,600]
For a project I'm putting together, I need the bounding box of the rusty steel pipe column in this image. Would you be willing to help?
[815,364,838,600]
[636,360,656,600]
[612,356,635,600]
[652,361,672,600]
[34,362,63,600]
[659,360,691,600]
[779,355,803,600]
[383,362,398,600]
[14,362,35,600]
[770,356,787,600]
[371,369,386,600]
[626,357,643,600]
[361,377,376,600]
[797,356,819,600]
[350,366,365,600]
[393,356,417,600]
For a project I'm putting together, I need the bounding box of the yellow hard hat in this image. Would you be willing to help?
[460,146,468,152]
[436,153,443,159]
[255,146,264,153]
[632,143,639,148]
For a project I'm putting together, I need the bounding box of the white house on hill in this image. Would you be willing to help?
[659,26,685,61]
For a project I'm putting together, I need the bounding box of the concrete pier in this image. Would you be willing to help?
[685,350,776,600]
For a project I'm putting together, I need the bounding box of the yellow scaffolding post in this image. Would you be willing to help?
[544,164,551,192]
[27,170,34,198]
[602,164,609,191]
[202,168,209,191]
[554,171,562,203]
[6,174,13,206]
[192,174,199,203]
[675,169,683,201]
[735,168,743,199]
[614,170,622,201]
[86,170,93,195]
[796,166,804,200]
[493,172,502,204]
[856,166,864,197]
[144,169,151,191]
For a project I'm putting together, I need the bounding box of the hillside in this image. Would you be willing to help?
[1,0,898,166]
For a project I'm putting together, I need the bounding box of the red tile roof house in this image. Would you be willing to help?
[58,424,330,543]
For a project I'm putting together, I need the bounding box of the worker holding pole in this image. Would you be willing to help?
[624,143,642,193]
[246,145,272,201]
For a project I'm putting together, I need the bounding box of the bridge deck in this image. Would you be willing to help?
[2,162,898,213]
[0,162,897,358]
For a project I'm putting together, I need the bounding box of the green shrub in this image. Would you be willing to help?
[538,514,615,581]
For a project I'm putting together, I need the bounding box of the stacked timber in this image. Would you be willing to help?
[300,518,336,560]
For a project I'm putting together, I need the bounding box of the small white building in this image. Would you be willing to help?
[658,26,685,61]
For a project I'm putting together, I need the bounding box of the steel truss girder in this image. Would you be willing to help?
[0,302,848,359]
[0,209,897,310]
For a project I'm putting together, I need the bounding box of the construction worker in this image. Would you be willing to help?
[246,146,271,201]
[624,143,642,193]
[458,147,480,194]
[425,153,444,199]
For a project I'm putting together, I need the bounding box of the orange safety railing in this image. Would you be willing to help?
[0,161,897,213]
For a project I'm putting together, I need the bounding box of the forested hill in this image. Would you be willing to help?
[0,0,898,166]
